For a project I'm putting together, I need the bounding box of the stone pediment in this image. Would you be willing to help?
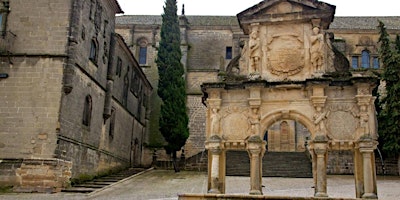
[233,0,339,82]
[237,0,335,34]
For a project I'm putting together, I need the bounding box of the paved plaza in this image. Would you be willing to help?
[0,170,399,200]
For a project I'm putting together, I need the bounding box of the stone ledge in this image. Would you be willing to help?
[179,193,355,200]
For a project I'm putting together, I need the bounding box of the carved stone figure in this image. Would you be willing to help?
[210,108,221,135]
[310,26,324,71]
[313,106,330,135]
[248,108,260,135]
[358,105,370,135]
[249,25,261,73]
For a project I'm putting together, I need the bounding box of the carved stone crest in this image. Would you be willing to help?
[221,107,249,140]
[326,104,358,140]
[267,34,304,77]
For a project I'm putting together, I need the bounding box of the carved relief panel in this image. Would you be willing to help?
[220,106,250,140]
[325,103,359,140]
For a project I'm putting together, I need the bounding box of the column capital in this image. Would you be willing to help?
[356,137,378,152]
[247,135,263,150]
[205,135,222,151]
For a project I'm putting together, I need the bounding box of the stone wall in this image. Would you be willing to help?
[115,25,164,147]
[14,159,72,193]
[0,0,152,192]
[0,159,71,193]
[187,29,234,71]
[0,57,64,159]
[8,0,70,55]
[185,95,207,158]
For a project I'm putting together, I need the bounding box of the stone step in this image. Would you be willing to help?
[61,187,95,193]
[73,184,107,188]
[226,151,312,177]
[62,168,148,193]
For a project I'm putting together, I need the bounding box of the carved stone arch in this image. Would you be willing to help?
[260,109,315,139]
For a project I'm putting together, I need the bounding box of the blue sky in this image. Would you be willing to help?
[117,0,399,16]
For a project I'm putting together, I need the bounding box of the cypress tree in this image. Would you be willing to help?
[156,0,189,168]
[377,21,400,158]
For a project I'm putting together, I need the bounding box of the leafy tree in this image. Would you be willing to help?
[377,21,400,158]
[156,0,189,170]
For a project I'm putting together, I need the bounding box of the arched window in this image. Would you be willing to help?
[82,95,92,126]
[139,47,147,65]
[138,38,148,65]
[361,50,370,69]
[89,39,98,63]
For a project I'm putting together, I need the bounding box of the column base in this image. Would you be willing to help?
[315,192,328,197]
[362,193,378,199]
[249,189,262,195]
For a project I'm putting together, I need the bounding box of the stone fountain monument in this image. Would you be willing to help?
[180,0,379,199]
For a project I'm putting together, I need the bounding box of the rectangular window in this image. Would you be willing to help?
[352,56,359,69]
[226,46,232,59]
[116,57,122,77]
[373,57,380,69]
[139,47,147,65]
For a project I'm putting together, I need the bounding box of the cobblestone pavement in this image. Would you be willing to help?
[0,170,399,200]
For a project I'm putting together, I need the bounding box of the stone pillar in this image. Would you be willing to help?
[209,148,221,194]
[353,149,364,198]
[247,135,264,195]
[206,135,222,194]
[358,138,378,199]
[313,137,328,197]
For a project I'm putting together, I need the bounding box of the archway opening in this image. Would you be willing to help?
[264,120,310,153]
[262,120,313,178]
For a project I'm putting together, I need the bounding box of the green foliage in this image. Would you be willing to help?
[377,21,400,157]
[71,173,95,186]
[0,186,13,193]
[70,166,126,186]
[156,0,189,157]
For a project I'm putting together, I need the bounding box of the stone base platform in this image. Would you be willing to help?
[179,194,355,200]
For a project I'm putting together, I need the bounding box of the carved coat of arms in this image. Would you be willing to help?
[266,34,305,76]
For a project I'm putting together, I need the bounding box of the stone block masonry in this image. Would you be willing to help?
[0,158,72,193]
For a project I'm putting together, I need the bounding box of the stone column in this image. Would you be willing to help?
[313,138,328,197]
[206,135,223,194]
[209,148,221,194]
[357,138,378,199]
[248,135,264,195]
[361,149,376,198]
